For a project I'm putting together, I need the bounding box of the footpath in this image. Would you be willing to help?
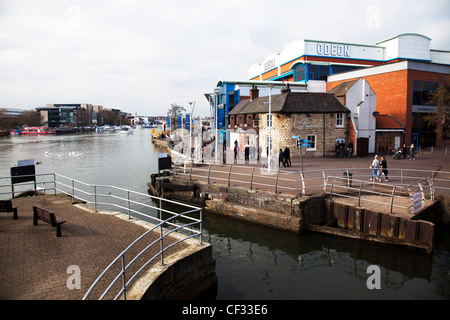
[0,194,188,300]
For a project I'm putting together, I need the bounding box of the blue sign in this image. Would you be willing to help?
[301,143,310,147]
[291,135,299,140]
[185,113,190,130]
[300,139,309,143]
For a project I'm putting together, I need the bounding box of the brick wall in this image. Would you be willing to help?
[327,69,450,147]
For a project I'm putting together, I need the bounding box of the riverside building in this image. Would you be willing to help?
[209,33,449,159]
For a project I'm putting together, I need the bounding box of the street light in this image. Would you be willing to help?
[267,84,273,173]
[188,101,195,161]
[214,88,220,164]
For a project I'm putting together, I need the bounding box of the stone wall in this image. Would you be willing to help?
[258,112,347,158]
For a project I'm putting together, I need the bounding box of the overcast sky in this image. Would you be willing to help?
[1,0,449,117]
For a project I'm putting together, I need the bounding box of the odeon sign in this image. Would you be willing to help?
[316,43,350,57]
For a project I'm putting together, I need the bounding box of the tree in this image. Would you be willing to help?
[423,78,450,143]
[167,103,185,130]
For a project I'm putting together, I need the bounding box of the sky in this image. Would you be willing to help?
[0,0,449,117]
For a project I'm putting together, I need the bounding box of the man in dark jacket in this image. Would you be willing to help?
[283,146,291,167]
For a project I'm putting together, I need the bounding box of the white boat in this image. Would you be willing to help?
[119,127,133,134]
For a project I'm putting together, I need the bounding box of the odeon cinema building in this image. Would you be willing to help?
[210,33,449,158]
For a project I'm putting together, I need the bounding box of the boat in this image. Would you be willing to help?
[119,126,133,134]
[20,126,53,135]
[9,129,22,135]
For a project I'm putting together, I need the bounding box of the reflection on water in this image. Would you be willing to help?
[0,130,449,299]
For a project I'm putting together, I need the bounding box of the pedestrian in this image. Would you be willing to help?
[380,156,389,182]
[340,140,345,157]
[369,155,381,182]
[234,145,237,161]
[244,145,249,162]
[335,141,340,158]
[410,143,415,160]
[278,149,286,167]
[347,140,353,157]
[402,143,408,159]
[283,146,291,167]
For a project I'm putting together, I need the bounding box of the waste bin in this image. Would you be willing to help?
[343,172,353,187]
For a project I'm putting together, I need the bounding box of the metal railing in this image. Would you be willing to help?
[173,163,450,197]
[325,175,434,214]
[0,172,203,300]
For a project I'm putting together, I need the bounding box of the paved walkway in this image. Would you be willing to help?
[0,194,189,300]
[183,148,450,197]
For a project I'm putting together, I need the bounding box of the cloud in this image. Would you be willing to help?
[0,0,449,117]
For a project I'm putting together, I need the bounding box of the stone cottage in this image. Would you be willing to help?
[227,89,349,160]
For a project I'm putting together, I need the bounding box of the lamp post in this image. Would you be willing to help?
[189,101,195,161]
[267,84,273,173]
[214,88,220,164]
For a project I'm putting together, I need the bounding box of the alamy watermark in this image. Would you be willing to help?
[66,265,81,290]
[366,265,381,290]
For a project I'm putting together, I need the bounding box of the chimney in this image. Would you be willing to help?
[250,85,259,101]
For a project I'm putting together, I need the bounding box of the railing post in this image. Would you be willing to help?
[53,173,57,195]
[160,223,165,266]
[200,208,203,245]
[300,172,305,196]
[427,177,435,201]
[71,179,75,204]
[250,168,255,190]
[208,164,212,184]
[330,177,335,200]
[94,185,98,212]
[358,181,363,207]
[275,170,280,194]
[390,186,396,214]
[228,165,232,187]
[322,170,326,192]
[127,191,131,219]
[121,254,127,300]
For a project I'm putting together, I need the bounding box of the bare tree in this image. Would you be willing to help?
[167,103,185,130]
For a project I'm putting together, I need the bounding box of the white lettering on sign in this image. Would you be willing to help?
[316,43,350,57]
[264,58,276,71]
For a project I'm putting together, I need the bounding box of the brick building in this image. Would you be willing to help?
[246,33,450,149]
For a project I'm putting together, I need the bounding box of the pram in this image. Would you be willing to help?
[393,149,403,159]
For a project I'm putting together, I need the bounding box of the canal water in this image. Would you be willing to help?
[0,129,449,300]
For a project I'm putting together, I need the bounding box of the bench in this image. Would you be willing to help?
[33,206,67,237]
[0,200,18,220]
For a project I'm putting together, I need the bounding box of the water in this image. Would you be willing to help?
[1,129,449,300]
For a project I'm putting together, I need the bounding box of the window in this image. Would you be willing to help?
[266,113,272,128]
[336,113,344,127]
[308,65,330,81]
[306,134,316,151]
[413,80,439,106]
[293,64,306,82]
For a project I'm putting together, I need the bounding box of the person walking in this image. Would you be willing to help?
[278,149,286,167]
[283,146,291,167]
[402,143,408,159]
[380,156,389,182]
[370,155,381,182]
[410,143,415,160]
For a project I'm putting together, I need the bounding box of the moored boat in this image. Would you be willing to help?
[20,126,53,135]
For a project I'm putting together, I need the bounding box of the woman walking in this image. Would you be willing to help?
[380,156,389,182]
[370,155,381,182]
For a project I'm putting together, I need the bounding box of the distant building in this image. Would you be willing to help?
[37,104,103,127]
[1,108,25,117]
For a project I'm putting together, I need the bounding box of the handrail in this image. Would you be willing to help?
[0,172,203,300]
[172,164,450,196]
